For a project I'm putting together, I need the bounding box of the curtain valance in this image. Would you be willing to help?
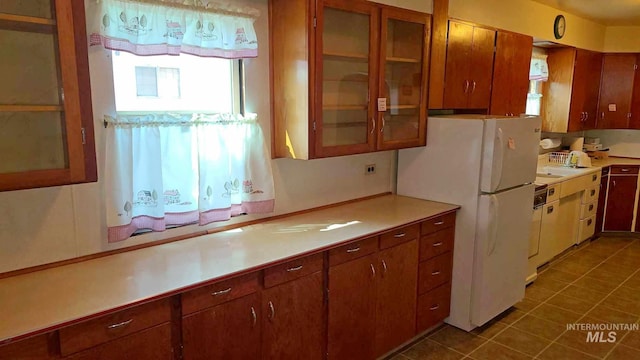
[89,0,258,58]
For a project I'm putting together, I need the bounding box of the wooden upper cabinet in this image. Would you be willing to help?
[0,0,96,191]
[629,54,640,130]
[377,8,430,151]
[443,21,496,110]
[543,48,603,133]
[597,53,637,129]
[489,31,533,116]
[270,0,430,159]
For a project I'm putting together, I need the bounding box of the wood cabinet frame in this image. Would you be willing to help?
[0,0,96,191]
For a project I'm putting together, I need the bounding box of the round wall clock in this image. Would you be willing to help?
[554,15,566,39]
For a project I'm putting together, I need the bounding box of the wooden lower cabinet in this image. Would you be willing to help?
[417,282,451,331]
[328,253,377,360]
[604,175,638,231]
[375,239,419,357]
[182,293,261,360]
[63,323,173,360]
[262,271,324,360]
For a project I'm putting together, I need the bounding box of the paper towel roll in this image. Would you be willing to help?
[539,138,561,149]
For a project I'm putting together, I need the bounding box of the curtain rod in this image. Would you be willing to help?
[99,0,260,19]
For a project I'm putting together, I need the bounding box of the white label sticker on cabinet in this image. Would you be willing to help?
[377,98,387,112]
[508,138,516,150]
[609,104,617,112]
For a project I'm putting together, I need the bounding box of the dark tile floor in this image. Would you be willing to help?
[390,236,640,360]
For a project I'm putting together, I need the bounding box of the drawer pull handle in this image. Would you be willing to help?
[394,233,406,238]
[592,174,597,181]
[547,206,554,214]
[434,221,445,225]
[286,265,303,272]
[268,301,275,321]
[621,168,630,172]
[251,306,257,327]
[430,305,440,311]
[589,204,594,211]
[549,188,555,196]
[107,319,133,330]
[431,270,441,276]
[588,219,593,226]
[381,259,388,276]
[370,263,376,279]
[212,288,232,296]
[590,189,596,196]
[433,242,443,247]
[347,247,361,253]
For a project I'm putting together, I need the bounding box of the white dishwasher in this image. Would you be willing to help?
[527,185,547,284]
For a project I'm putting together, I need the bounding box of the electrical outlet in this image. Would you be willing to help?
[365,164,376,175]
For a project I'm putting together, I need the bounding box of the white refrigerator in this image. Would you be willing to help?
[397,115,541,331]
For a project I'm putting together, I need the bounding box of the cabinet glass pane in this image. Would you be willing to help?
[322,7,370,147]
[383,19,423,142]
[0,29,61,105]
[0,112,67,173]
[0,0,53,19]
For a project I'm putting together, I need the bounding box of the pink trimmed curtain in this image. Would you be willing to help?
[105,113,275,242]
[89,0,258,58]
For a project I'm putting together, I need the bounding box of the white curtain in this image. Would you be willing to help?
[89,0,258,58]
[105,113,274,242]
[530,54,549,81]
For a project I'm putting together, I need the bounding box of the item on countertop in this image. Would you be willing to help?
[583,143,603,151]
[539,138,561,149]
[585,137,600,145]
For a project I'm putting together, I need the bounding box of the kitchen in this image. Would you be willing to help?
[1,0,640,359]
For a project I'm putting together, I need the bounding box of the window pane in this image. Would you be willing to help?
[112,51,235,112]
[135,66,158,97]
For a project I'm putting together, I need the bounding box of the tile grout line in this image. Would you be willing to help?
[531,238,640,359]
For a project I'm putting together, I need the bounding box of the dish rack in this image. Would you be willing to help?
[548,152,570,165]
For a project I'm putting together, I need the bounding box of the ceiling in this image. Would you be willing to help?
[532,0,640,26]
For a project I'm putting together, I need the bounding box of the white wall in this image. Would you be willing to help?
[0,0,419,274]
[585,130,640,158]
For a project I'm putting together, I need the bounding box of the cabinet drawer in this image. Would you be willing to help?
[329,236,377,267]
[379,224,419,249]
[578,215,596,243]
[416,282,451,333]
[582,185,599,204]
[421,212,456,235]
[59,298,172,356]
[419,227,454,261]
[418,252,452,294]
[546,184,560,202]
[611,165,640,175]
[580,201,597,219]
[62,323,173,360]
[263,252,323,288]
[587,171,600,185]
[0,333,55,359]
[182,272,260,315]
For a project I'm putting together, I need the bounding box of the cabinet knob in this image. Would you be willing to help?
[547,206,554,214]
[591,189,596,196]
[549,188,555,196]
[589,204,594,211]
[593,174,597,181]
[588,219,593,226]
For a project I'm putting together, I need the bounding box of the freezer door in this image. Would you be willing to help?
[470,184,534,327]
[480,117,541,193]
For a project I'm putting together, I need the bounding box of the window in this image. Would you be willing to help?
[111,51,241,113]
[526,80,543,116]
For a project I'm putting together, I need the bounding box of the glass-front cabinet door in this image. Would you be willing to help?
[315,0,378,158]
[0,0,95,191]
[377,9,429,150]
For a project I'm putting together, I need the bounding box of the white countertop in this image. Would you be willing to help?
[0,195,459,344]
[535,156,640,186]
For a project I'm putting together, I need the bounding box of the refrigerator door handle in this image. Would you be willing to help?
[492,128,505,192]
[488,195,499,256]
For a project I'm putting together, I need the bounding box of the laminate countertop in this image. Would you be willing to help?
[0,194,459,344]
